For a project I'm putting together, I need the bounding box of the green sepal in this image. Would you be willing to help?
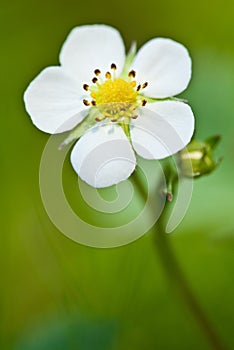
[205,134,221,150]
[120,41,137,79]
[118,118,131,143]
[58,108,97,150]
[139,95,189,104]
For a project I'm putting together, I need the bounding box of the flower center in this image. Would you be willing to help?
[82,64,148,122]
[94,78,137,105]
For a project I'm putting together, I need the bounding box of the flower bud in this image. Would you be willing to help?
[178,135,222,178]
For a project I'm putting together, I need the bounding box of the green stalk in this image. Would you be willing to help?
[131,170,227,350]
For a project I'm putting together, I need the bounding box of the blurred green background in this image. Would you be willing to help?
[1,0,234,349]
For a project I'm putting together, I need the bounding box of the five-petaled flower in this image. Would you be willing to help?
[24,24,195,188]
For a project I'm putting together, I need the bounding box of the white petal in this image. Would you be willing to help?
[71,124,136,188]
[24,67,88,134]
[132,38,192,98]
[130,101,194,159]
[60,25,125,84]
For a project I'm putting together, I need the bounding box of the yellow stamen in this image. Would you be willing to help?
[83,66,149,122]
[83,84,89,91]
[83,99,90,106]
[94,69,101,76]
[128,70,136,78]
[105,72,111,79]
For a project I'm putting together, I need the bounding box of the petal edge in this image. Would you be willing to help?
[24,66,87,134]
[60,25,126,83]
[130,101,195,159]
[71,124,136,188]
[132,38,192,98]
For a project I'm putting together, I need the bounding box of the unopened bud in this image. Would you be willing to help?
[178,135,222,178]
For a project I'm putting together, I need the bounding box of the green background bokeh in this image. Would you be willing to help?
[1,0,234,349]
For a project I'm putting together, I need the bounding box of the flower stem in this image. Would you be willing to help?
[131,169,227,350]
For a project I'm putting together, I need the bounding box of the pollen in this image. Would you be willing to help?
[95,78,137,105]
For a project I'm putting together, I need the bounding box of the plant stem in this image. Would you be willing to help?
[131,170,227,350]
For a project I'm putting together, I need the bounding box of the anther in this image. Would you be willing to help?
[136,85,141,91]
[132,114,138,119]
[111,118,118,122]
[111,63,117,70]
[83,84,89,91]
[128,70,136,78]
[142,99,147,106]
[94,69,101,76]
[92,77,98,84]
[142,82,148,89]
[91,100,96,106]
[95,116,102,122]
[83,99,90,106]
[105,72,111,79]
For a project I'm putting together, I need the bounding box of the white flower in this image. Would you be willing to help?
[24,24,194,188]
